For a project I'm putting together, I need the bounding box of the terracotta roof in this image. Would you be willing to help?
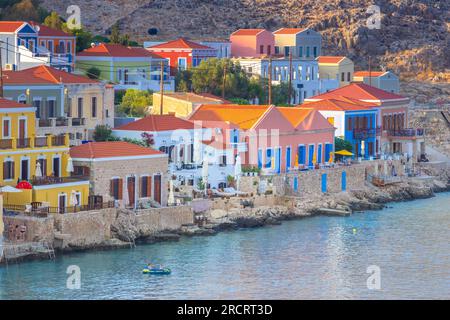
[70,141,164,159]
[0,98,31,109]
[0,21,26,33]
[147,38,212,50]
[277,107,314,127]
[299,98,375,111]
[115,114,197,132]
[231,29,266,36]
[161,92,231,104]
[273,28,306,35]
[306,83,408,102]
[28,22,73,37]
[353,71,387,77]
[317,56,346,64]
[78,43,160,57]
[3,65,99,85]
[188,104,271,130]
[277,107,335,131]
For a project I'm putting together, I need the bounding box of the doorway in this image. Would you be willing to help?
[58,194,66,214]
[21,159,29,181]
[154,174,161,205]
[53,157,60,177]
[127,176,136,208]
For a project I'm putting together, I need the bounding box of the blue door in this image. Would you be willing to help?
[276,148,281,174]
[318,144,322,164]
[266,148,272,168]
[325,143,333,162]
[298,145,306,165]
[342,171,347,191]
[321,174,327,193]
[258,149,263,169]
[286,147,291,171]
[293,177,298,192]
[308,145,315,167]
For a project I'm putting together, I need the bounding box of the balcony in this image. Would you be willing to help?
[38,119,53,127]
[31,176,88,186]
[0,139,12,150]
[52,135,66,146]
[34,136,48,148]
[16,138,31,149]
[71,118,86,126]
[386,128,425,138]
[55,117,69,127]
[353,127,382,140]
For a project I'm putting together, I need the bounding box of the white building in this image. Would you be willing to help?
[234,57,338,104]
[112,114,234,189]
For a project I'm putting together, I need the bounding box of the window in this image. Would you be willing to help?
[265,148,272,168]
[18,94,27,104]
[67,41,71,54]
[47,40,53,52]
[313,46,317,57]
[140,176,152,198]
[284,46,290,57]
[48,100,56,118]
[341,72,345,82]
[33,100,41,118]
[77,98,83,118]
[347,72,351,82]
[347,117,353,130]
[37,158,47,176]
[267,45,271,55]
[306,46,310,57]
[3,119,11,138]
[178,58,187,71]
[110,178,122,200]
[298,46,303,57]
[260,45,264,54]
[106,109,109,118]
[274,46,280,54]
[91,97,97,117]
[3,160,14,180]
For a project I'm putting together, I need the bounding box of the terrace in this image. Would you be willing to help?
[0,134,67,150]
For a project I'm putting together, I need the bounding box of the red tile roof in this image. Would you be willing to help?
[70,141,164,159]
[317,56,346,64]
[0,98,31,109]
[353,71,387,77]
[307,83,408,102]
[3,65,99,85]
[78,43,160,57]
[273,28,306,35]
[0,21,26,33]
[231,29,266,36]
[28,22,74,37]
[115,114,197,132]
[299,98,375,111]
[147,38,212,50]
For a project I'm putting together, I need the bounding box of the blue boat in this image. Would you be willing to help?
[142,264,171,275]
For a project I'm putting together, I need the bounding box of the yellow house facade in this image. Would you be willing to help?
[317,56,355,87]
[0,98,89,211]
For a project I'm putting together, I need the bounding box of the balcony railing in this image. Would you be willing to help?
[56,117,69,126]
[0,139,12,149]
[16,138,30,148]
[38,119,53,127]
[71,118,86,126]
[3,201,115,216]
[386,128,425,137]
[34,136,48,148]
[31,176,88,186]
[52,135,66,146]
[353,127,382,139]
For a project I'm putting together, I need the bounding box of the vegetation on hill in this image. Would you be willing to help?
[0,0,48,21]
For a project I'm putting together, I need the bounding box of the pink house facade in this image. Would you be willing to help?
[230,29,275,57]
[188,104,335,172]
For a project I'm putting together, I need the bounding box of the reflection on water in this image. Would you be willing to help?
[1,193,449,300]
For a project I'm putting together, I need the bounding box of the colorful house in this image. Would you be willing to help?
[29,22,76,72]
[76,43,174,92]
[305,83,424,159]
[273,28,322,59]
[146,38,217,76]
[0,98,89,212]
[317,56,355,87]
[70,141,168,207]
[299,97,379,159]
[188,104,335,172]
[3,65,115,146]
[230,29,275,57]
[151,92,230,118]
[353,71,400,93]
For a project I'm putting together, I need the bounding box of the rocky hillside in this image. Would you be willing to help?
[41,0,449,82]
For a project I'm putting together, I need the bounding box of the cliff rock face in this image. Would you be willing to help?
[41,0,448,81]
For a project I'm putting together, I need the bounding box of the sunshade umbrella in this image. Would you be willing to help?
[361,140,365,159]
[234,154,242,191]
[70,191,78,206]
[123,179,129,208]
[168,180,175,206]
[202,156,209,195]
[35,161,42,178]
[66,157,74,173]
[328,152,334,163]
[334,150,354,156]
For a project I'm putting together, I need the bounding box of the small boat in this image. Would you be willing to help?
[142,264,171,275]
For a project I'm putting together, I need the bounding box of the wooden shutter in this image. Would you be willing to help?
[2,162,6,179]
[147,176,152,198]
[11,161,15,179]
[110,179,115,197]
[118,178,123,200]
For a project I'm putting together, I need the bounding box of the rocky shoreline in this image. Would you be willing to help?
[2,172,449,265]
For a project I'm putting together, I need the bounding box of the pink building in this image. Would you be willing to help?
[188,104,335,172]
[230,29,275,57]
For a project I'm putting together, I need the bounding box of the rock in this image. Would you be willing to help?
[110,209,139,242]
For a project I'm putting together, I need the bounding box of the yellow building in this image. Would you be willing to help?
[317,56,355,87]
[0,98,89,212]
[152,92,230,118]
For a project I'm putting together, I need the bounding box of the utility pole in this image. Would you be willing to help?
[368,55,372,86]
[0,42,3,98]
[268,57,272,105]
[288,51,292,105]
[222,63,227,99]
[159,60,164,115]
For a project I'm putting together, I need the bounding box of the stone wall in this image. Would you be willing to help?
[3,215,54,243]
[135,206,194,234]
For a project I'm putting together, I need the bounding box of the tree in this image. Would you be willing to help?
[229,98,249,105]
[43,11,63,30]
[272,82,294,106]
[175,69,193,92]
[118,89,153,117]
[335,137,353,152]
[110,23,121,44]
[93,125,118,142]
[86,67,101,79]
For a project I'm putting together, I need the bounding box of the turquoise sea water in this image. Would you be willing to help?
[1,193,449,300]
